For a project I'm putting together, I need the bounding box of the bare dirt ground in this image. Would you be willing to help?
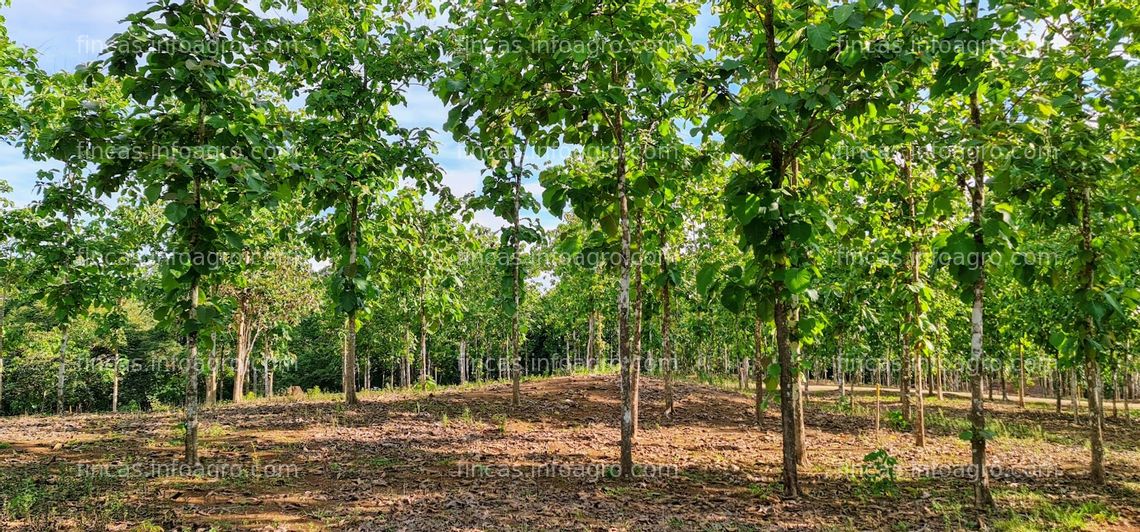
[1,374,1138,531]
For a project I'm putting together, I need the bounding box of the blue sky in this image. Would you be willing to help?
[0,1,716,231]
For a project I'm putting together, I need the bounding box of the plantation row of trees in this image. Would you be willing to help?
[0,0,1136,508]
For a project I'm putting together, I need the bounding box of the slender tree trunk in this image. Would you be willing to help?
[1079,186,1105,484]
[57,325,68,415]
[611,84,634,479]
[184,276,201,465]
[900,323,912,424]
[1072,367,1080,422]
[837,335,845,400]
[754,309,765,426]
[1000,362,1008,402]
[875,367,882,432]
[0,288,5,415]
[205,332,218,407]
[511,159,523,407]
[112,347,121,413]
[1055,359,1063,413]
[631,211,644,439]
[966,84,993,508]
[419,294,428,388]
[662,251,674,420]
[343,195,360,406]
[904,140,923,445]
[936,347,944,400]
[460,340,468,385]
[915,339,925,446]
[233,298,251,402]
[762,0,799,497]
[1124,348,1131,424]
[587,307,596,371]
[1018,343,1025,409]
[263,337,273,398]
[774,296,800,497]
[1112,367,1119,419]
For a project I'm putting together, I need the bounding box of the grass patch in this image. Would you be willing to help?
[994,488,1117,531]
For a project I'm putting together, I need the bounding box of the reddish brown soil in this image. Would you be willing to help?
[0,375,1137,531]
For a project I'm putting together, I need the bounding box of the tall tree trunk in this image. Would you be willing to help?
[900,322,912,424]
[904,141,922,443]
[754,309,765,426]
[1055,359,1063,413]
[631,211,644,439]
[966,84,993,508]
[233,297,251,402]
[0,287,5,415]
[184,277,201,466]
[112,347,121,413]
[460,340,468,385]
[57,325,68,415]
[1079,186,1105,484]
[263,337,273,398]
[837,334,845,400]
[1072,367,1080,422]
[205,332,218,407]
[611,83,635,479]
[419,294,428,387]
[662,251,674,420]
[1112,367,1119,419]
[511,158,523,407]
[344,195,359,406]
[762,0,799,497]
[1124,348,1131,424]
[1018,342,1026,409]
[915,339,925,447]
[1001,362,1008,402]
[936,346,944,400]
[587,307,596,371]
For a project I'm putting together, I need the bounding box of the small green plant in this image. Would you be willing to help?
[886,409,910,432]
[440,413,450,426]
[2,478,43,519]
[306,386,323,399]
[834,395,853,414]
[202,424,229,439]
[491,413,508,434]
[854,449,898,497]
[460,407,474,424]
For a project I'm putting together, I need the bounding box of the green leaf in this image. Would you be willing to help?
[807,23,834,51]
[785,268,811,294]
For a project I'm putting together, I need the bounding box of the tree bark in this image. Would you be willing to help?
[205,332,218,407]
[344,195,360,406]
[511,156,523,407]
[754,309,765,426]
[1072,367,1080,422]
[419,291,428,388]
[460,339,468,385]
[662,250,674,420]
[1079,185,1105,484]
[1018,342,1025,409]
[263,336,273,398]
[184,276,201,465]
[0,288,5,415]
[233,297,252,402]
[587,307,596,371]
[631,211,644,439]
[966,84,993,508]
[57,325,68,415]
[611,82,634,479]
[1055,359,1063,413]
[112,347,121,413]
